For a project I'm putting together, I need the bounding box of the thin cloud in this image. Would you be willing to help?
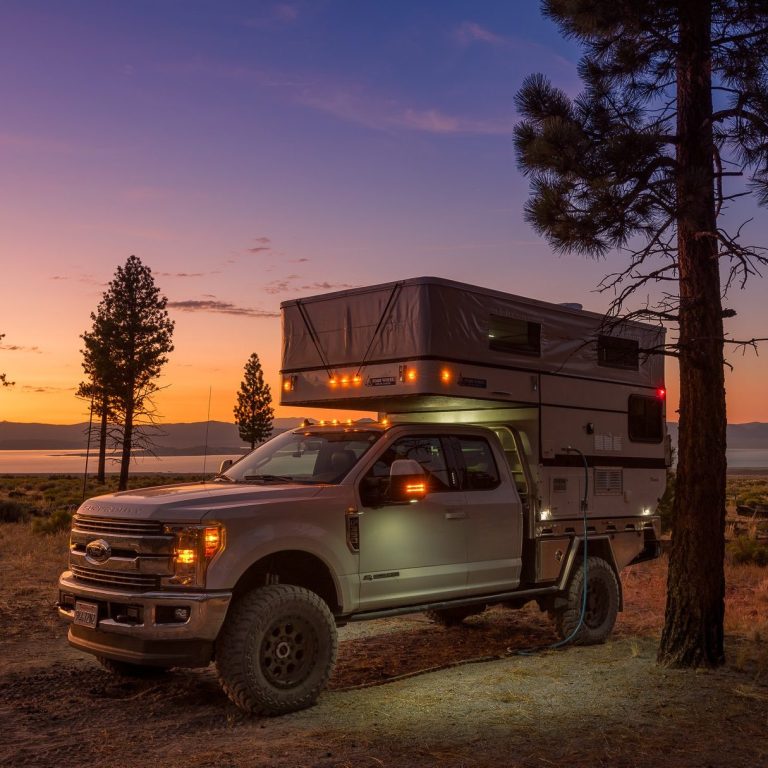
[1,344,41,353]
[289,258,310,263]
[301,281,357,291]
[170,57,515,136]
[454,21,505,47]
[248,246,271,254]
[264,275,301,294]
[243,3,299,28]
[156,271,208,278]
[168,299,279,318]
[300,88,516,136]
[22,385,75,393]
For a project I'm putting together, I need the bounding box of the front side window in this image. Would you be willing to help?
[360,435,452,505]
[454,436,500,490]
[488,314,541,356]
[628,395,664,443]
[223,429,381,484]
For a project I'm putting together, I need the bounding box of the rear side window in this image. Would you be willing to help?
[454,436,500,490]
[628,395,664,443]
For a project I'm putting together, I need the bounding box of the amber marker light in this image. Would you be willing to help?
[282,379,292,392]
[329,377,338,387]
[406,368,417,382]
[352,374,362,385]
[177,549,196,565]
[405,482,426,494]
[440,368,452,383]
[203,527,221,559]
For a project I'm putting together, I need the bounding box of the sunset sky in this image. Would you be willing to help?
[2,1,767,426]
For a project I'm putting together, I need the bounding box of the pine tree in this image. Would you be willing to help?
[514,1,768,667]
[78,309,119,483]
[234,353,274,450]
[87,256,175,490]
[0,334,13,387]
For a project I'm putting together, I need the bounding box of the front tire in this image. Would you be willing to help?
[554,556,619,645]
[216,584,338,716]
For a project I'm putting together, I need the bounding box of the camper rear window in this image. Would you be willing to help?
[488,315,541,356]
[598,335,639,370]
[628,395,663,442]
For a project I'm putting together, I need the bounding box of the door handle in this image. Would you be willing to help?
[444,510,467,520]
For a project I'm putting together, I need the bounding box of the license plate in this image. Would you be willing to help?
[74,601,98,628]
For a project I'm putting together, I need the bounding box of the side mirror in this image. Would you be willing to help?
[218,459,234,475]
[388,459,429,502]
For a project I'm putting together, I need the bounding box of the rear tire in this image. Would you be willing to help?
[554,556,619,645]
[424,604,486,627]
[216,584,337,716]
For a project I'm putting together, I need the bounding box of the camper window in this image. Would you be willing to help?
[598,335,639,370]
[488,315,541,356]
[628,395,664,442]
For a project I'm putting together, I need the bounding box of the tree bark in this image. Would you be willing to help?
[658,1,727,667]
[96,399,107,484]
[119,393,133,491]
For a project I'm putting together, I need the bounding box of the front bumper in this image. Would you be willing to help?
[58,571,231,668]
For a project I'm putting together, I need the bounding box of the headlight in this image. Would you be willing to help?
[161,523,224,588]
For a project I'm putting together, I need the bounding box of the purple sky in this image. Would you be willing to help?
[1,1,766,424]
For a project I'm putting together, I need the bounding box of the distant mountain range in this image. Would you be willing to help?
[1,419,767,452]
[0,419,305,454]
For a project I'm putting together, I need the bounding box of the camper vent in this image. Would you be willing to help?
[594,468,623,495]
[552,477,568,493]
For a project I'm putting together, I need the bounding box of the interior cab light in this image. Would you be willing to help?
[440,369,452,383]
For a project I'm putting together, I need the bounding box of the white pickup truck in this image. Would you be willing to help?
[59,419,660,715]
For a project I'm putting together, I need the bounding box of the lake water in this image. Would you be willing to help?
[0,449,242,475]
[1,447,767,474]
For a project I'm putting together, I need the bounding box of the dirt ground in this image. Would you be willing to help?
[1,524,767,768]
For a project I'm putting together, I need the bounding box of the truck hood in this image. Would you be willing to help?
[76,481,327,523]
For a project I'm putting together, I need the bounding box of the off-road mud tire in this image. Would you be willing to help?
[424,604,486,627]
[554,556,619,645]
[215,584,337,716]
[97,657,169,678]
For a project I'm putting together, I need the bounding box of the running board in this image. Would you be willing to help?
[343,585,560,623]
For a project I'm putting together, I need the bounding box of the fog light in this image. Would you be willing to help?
[174,607,190,621]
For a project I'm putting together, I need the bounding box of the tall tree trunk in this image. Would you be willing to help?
[96,398,108,484]
[658,1,727,667]
[119,396,133,491]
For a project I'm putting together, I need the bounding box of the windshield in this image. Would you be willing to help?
[222,429,382,484]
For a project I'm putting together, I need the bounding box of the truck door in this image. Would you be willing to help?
[451,434,523,592]
[355,434,467,610]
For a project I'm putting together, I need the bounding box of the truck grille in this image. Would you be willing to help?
[72,515,164,536]
[71,564,161,590]
[70,515,173,591]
